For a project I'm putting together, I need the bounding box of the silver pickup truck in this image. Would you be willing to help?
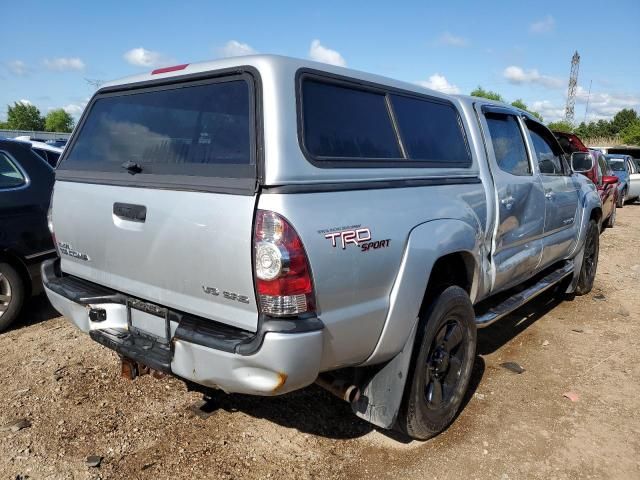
[42,55,601,440]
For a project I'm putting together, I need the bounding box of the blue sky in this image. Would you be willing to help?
[2,0,639,124]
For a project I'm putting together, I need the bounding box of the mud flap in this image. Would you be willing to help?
[351,319,418,429]
[567,246,585,294]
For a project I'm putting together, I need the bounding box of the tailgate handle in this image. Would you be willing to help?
[113,203,147,222]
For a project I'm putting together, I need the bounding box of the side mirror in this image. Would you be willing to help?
[602,175,619,185]
[571,152,594,173]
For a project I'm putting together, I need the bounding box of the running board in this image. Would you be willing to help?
[475,262,574,328]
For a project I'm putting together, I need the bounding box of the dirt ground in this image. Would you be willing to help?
[2,207,640,480]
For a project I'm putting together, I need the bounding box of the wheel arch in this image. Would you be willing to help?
[361,218,481,366]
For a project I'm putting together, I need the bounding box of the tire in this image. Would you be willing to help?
[606,205,616,228]
[0,262,25,332]
[575,220,599,296]
[398,286,477,440]
[617,190,625,208]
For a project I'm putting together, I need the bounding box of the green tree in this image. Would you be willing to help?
[610,108,639,135]
[470,86,503,102]
[45,109,74,133]
[6,102,45,130]
[621,123,640,145]
[547,120,573,133]
[510,99,543,122]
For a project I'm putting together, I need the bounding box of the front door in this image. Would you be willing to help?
[524,120,580,268]
[479,107,545,293]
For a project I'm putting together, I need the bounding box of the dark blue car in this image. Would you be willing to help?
[0,139,56,331]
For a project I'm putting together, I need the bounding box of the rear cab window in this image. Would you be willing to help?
[57,72,258,193]
[298,72,471,168]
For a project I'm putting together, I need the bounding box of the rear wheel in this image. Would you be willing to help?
[0,263,25,332]
[398,286,476,440]
[575,220,599,296]
[617,189,625,208]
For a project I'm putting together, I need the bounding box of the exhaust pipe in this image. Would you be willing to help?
[315,375,360,403]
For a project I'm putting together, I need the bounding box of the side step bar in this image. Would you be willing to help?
[475,262,574,328]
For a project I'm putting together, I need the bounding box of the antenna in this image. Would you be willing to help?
[583,80,593,124]
[84,78,105,90]
[564,51,580,125]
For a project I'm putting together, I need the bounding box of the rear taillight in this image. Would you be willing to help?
[254,210,315,317]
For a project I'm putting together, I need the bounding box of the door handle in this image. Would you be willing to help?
[501,195,515,210]
[544,190,555,200]
[113,203,147,222]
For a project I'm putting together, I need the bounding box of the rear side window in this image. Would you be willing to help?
[0,151,26,188]
[485,113,530,176]
[301,79,401,159]
[61,77,253,177]
[390,95,470,165]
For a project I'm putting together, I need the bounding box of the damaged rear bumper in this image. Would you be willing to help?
[42,259,324,395]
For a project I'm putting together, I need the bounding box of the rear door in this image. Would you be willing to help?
[478,106,545,292]
[524,120,579,267]
[53,72,261,332]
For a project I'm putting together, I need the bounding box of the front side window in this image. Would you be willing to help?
[301,79,401,159]
[485,113,530,176]
[527,123,565,175]
[0,151,26,188]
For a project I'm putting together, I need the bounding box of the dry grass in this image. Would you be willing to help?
[584,136,623,148]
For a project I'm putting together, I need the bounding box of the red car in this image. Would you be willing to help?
[587,150,619,229]
[554,131,618,230]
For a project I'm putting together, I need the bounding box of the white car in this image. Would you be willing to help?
[13,136,63,167]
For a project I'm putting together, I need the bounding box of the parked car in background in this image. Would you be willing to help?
[42,55,602,440]
[13,136,63,168]
[579,150,618,229]
[553,131,589,154]
[46,139,68,149]
[606,154,640,206]
[0,139,56,331]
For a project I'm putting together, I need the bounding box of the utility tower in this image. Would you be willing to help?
[564,51,580,124]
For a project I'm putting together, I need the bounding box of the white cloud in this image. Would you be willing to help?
[61,98,90,118]
[217,40,257,58]
[43,57,85,72]
[18,99,32,106]
[503,66,563,89]
[7,60,29,76]
[530,15,555,34]
[437,32,468,47]
[123,47,169,67]
[416,73,460,94]
[309,40,346,67]
[575,86,640,119]
[531,100,566,122]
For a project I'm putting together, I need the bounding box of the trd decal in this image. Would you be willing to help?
[322,227,391,252]
[324,228,371,249]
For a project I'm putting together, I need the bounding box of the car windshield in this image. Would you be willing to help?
[609,160,625,171]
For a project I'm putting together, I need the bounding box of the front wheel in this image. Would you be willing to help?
[398,286,477,440]
[575,219,599,295]
[617,190,625,208]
